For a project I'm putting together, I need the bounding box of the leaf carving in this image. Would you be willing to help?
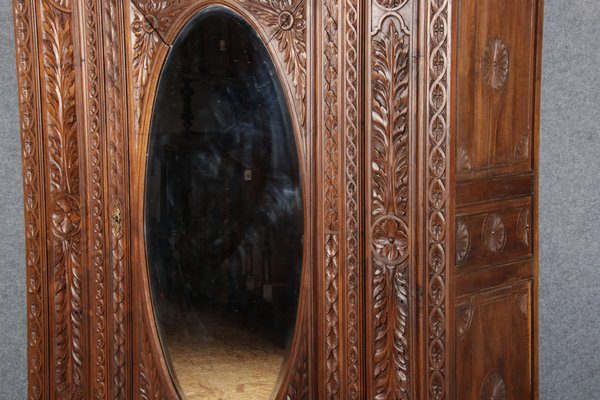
[370,18,411,400]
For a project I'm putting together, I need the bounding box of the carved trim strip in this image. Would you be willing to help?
[13,0,47,398]
[426,0,450,398]
[323,0,340,396]
[101,1,130,398]
[80,0,109,397]
[369,14,412,399]
[38,1,86,397]
[343,0,361,396]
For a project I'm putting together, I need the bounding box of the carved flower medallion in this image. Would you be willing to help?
[480,370,506,400]
[51,193,81,239]
[482,38,509,90]
[374,0,409,10]
[372,216,409,265]
[482,213,506,253]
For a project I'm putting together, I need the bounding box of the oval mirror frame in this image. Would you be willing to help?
[129,4,312,400]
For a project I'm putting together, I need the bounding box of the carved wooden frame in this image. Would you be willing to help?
[13,0,457,398]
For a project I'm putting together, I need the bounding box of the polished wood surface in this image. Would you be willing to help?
[12,0,543,398]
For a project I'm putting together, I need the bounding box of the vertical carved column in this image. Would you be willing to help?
[341,0,362,397]
[366,1,416,398]
[321,0,341,397]
[102,1,131,399]
[78,0,110,398]
[425,0,451,398]
[36,0,87,398]
[13,1,47,398]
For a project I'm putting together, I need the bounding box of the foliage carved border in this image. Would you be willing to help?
[13,0,47,398]
[322,0,341,397]
[368,6,413,398]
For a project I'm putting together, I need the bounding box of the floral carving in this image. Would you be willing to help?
[370,17,411,399]
[457,303,474,340]
[482,37,509,90]
[39,0,84,396]
[131,4,162,140]
[51,194,81,239]
[456,219,471,262]
[242,0,307,127]
[482,213,506,253]
[480,370,507,400]
[374,0,409,10]
[372,217,409,265]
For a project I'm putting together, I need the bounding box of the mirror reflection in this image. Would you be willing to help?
[144,8,304,399]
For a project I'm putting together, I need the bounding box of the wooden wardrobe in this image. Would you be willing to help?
[12,0,543,398]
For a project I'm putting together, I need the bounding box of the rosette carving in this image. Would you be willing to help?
[242,0,307,127]
[482,213,506,253]
[482,37,509,90]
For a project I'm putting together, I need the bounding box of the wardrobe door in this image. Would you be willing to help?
[452,0,543,398]
[124,1,315,399]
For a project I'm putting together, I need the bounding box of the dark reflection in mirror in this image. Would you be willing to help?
[145,8,304,399]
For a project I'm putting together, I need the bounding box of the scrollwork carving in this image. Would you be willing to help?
[344,0,361,395]
[427,0,450,397]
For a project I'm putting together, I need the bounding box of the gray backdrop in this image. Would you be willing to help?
[1,1,599,398]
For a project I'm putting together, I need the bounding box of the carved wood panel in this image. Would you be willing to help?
[456,198,533,269]
[365,1,418,398]
[455,0,537,179]
[455,282,533,399]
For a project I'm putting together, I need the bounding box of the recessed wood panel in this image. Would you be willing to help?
[455,282,533,399]
[456,197,533,269]
[455,0,537,179]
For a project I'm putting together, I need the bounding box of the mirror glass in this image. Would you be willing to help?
[144,8,304,399]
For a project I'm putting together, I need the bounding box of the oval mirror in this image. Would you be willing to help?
[144,8,304,399]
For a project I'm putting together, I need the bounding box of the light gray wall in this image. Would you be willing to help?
[539,1,600,398]
[1,1,599,398]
